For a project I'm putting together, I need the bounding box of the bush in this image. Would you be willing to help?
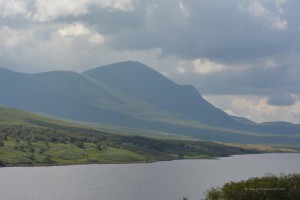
[178,153,184,159]
[75,141,85,149]
[0,160,5,167]
[203,173,300,200]
[96,142,103,151]
[0,140,4,147]
[45,154,54,163]
[39,148,46,154]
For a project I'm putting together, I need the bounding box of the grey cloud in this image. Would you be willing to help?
[101,0,300,63]
[267,93,298,106]
[1,0,300,99]
[81,7,144,34]
[2,0,300,64]
[173,62,300,97]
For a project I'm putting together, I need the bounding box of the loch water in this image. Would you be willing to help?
[1,153,300,200]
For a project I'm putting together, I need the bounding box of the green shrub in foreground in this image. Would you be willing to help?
[203,173,300,200]
[0,159,5,167]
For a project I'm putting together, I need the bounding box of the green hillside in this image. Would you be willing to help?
[0,106,271,167]
[0,106,79,127]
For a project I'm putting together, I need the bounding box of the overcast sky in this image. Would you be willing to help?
[1,0,300,123]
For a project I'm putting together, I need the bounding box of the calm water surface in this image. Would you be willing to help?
[1,153,300,200]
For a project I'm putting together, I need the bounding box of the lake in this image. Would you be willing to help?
[1,153,300,200]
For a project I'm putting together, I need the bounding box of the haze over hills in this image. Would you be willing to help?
[1,61,300,144]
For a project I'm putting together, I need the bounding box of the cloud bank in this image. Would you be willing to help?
[1,0,300,122]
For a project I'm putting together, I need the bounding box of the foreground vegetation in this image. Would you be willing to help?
[202,173,300,200]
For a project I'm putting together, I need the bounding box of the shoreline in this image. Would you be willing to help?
[2,152,298,168]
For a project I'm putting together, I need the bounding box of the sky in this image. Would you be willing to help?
[0,0,300,123]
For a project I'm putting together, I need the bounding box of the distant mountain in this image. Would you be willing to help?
[1,62,300,144]
[84,61,236,127]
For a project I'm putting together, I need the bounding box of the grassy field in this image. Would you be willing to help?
[217,142,299,153]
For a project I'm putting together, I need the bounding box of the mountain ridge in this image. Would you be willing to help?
[84,61,237,127]
[1,61,300,144]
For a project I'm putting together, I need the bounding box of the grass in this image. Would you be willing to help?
[218,142,299,153]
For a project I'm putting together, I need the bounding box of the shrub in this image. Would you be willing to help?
[177,153,184,159]
[96,142,103,151]
[39,148,46,154]
[0,159,5,167]
[75,141,85,149]
[45,154,54,163]
[203,173,300,200]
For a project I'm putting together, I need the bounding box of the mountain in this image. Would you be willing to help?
[84,61,236,127]
[1,62,300,144]
[0,67,174,126]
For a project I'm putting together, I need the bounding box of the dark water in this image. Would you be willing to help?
[1,153,300,200]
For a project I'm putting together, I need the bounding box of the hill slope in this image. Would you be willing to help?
[0,107,263,167]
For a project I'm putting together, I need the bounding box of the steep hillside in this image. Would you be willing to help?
[84,61,236,127]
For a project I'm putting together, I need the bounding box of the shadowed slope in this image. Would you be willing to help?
[84,61,236,127]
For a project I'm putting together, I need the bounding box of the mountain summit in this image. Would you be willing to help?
[1,61,300,144]
[84,61,235,126]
